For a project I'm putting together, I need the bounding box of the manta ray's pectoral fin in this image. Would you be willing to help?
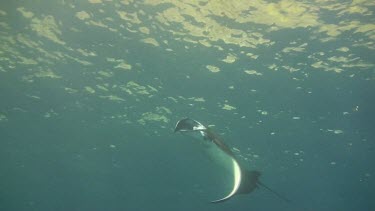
[174,118,206,132]
[210,157,242,203]
[174,118,210,142]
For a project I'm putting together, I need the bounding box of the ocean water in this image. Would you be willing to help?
[0,1,374,211]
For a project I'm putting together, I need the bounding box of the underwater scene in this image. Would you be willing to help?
[0,0,374,211]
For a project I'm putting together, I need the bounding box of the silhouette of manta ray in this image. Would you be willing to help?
[174,118,290,203]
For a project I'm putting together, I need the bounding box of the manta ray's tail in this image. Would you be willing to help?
[257,181,291,203]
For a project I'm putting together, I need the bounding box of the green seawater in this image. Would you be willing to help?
[0,1,374,211]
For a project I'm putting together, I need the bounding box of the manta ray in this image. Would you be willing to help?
[174,118,290,203]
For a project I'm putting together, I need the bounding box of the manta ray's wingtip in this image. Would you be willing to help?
[174,118,206,132]
[209,157,242,204]
[210,197,232,204]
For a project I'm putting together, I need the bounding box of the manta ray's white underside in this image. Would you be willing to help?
[210,157,242,203]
